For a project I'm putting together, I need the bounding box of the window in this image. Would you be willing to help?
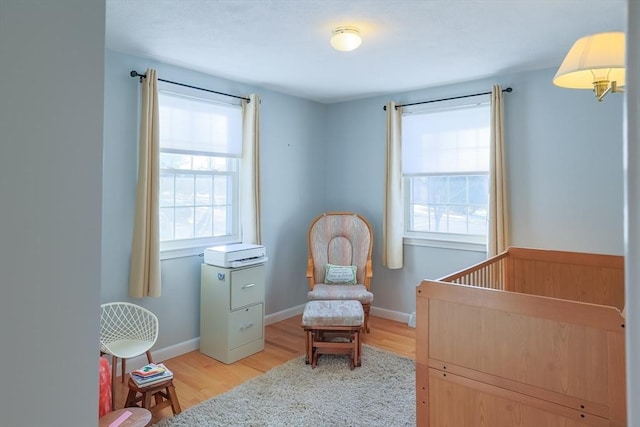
[402,100,490,249]
[158,90,242,255]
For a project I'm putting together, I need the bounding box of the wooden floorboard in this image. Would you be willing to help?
[112,315,415,424]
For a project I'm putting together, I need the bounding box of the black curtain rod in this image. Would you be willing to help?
[130,70,250,102]
[383,87,512,111]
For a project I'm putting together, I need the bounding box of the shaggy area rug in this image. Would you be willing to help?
[153,345,415,427]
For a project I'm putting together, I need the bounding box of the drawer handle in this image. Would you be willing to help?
[242,283,256,289]
[240,322,254,330]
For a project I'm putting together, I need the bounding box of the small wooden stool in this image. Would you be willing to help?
[125,376,182,416]
[301,300,364,369]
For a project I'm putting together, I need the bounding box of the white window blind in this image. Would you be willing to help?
[402,104,490,175]
[159,91,242,157]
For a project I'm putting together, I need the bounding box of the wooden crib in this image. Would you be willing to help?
[416,247,626,427]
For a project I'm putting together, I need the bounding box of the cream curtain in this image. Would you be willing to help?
[129,69,161,297]
[488,85,510,256]
[383,101,404,268]
[240,93,262,245]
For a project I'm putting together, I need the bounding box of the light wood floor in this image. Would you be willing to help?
[112,315,415,424]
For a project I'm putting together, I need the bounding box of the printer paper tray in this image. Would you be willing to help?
[229,256,268,268]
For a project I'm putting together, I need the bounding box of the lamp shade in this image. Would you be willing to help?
[553,32,625,89]
[331,26,362,52]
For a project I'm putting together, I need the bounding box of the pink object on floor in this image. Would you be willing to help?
[108,410,132,427]
[99,356,112,417]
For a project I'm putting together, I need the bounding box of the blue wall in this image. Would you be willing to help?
[103,50,327,349]
[103,50,624,350]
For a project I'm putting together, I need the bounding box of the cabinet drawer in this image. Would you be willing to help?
[228,304,263,349]
[230,266,264,309]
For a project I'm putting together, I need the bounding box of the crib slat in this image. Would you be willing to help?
[439,252,511,290]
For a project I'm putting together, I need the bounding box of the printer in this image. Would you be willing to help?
[204,243,267,268]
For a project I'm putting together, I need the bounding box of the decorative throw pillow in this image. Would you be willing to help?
[325,263,357,285]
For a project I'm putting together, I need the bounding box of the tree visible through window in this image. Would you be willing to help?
[158,90,242,252]
[402,101,490,245]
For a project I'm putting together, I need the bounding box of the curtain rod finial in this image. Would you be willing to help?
[130,70,145,82]
[129,70,147,83]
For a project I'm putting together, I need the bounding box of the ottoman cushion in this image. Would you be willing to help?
[302,300,364,327]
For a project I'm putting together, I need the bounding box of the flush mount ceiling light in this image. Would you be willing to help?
[330,26,362,52]
[553,31,625,102]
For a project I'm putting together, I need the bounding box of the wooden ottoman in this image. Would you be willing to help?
[301,300,364,369]
[125,376,182,417]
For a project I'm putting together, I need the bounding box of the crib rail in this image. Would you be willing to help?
[439,252,508,290]
[436,247,624,309]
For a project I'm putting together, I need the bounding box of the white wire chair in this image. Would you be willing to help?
[100,302,158,409]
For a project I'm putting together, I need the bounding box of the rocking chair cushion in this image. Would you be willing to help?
[307,284,374,304]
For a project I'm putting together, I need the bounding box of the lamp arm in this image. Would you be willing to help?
[597,85,613,102]
[611,81,625,93]
[596,80,624,102]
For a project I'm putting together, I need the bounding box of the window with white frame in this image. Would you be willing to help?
[158,90,242,254]
[402,99,490,247]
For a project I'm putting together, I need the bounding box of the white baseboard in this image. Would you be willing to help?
[370,306,412,324]
[111,337,200,377]
[153,337,201,363]
[265,304,305,325]
[112,304,414,376]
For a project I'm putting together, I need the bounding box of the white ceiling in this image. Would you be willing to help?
[106,0,626,104]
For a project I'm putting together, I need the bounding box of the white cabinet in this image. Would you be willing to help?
[200,263,265,364]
